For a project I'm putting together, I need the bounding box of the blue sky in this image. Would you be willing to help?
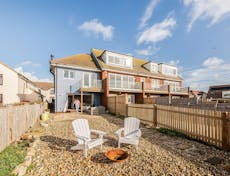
[0,0,230,91]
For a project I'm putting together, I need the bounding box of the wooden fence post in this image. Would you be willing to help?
[153,104,157,127]
[222,112,230,151]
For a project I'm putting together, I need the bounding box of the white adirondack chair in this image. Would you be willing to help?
[71,119,106,157]
[115,117,141,149]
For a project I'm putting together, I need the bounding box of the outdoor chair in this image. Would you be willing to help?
[115,117,141,149]
[71,119,106,157]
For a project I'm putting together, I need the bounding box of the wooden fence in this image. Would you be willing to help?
[107,94,127,116]
[0,103,44,152]
[127,104,230,150]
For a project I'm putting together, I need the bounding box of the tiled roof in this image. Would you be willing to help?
[51,53,100,71]
[91,48,183,81]
[33,82,54,90]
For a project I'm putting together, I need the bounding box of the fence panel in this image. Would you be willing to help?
[0,103,44,152]
[127,104,155,122]
[157,105,223,148]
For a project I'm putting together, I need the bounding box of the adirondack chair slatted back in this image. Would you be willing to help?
[124,117,140,138]
[72,119,91,144]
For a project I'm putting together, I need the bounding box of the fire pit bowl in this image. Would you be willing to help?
[105,149,128,162]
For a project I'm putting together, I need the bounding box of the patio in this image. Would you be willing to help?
[25,113,230,176]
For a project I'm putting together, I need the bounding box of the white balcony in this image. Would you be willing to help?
[70,79,103,93]
[170,86,189,94]
[109,81,142,92]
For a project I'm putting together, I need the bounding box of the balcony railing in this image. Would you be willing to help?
[170,86,189,94]
[109,81,142,91]
[70,79,102,93]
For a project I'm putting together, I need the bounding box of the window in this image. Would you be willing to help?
[83,72,97,88]
[70,71,74,79]
[0,74,3,85]
[109,74,116,88]
[64,70,74,79]
[109,73,135,89]
[128,77,134,89]
[123,76,128,89]
[83,73,90,87]
[151,63,158,72]
[151,79,160,88]
[0,94,2,104]
[162,65,177,76]
[127,95,135,104]
[106,53,133,68]
[164,81,179,91]
[64,70,69,78]
[116,75,122,88]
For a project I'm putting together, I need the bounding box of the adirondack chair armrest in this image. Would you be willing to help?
[75,135,90,142]
[125,129,142,138]
[115,128,124,137]
[90,129,106,138]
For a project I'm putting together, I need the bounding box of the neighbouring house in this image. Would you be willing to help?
[50,48,189,112]
[0,62,44,105]
[33,82,54,103]
[207,84,230,99]
[189,90,207,100]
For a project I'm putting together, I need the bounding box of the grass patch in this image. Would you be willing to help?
[26,164,35,174]
[156,128,188,138]
[0,144,26,176]
[156,128,222,150]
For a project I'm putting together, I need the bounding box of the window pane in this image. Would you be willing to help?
[70,71,74,79]
[64,70,69,78]
[123,76,128,89]
[128,77,134,89]
[109,74,115,88]
[84,73,89,87]
[116,75,121,88]
[91,74,97,87]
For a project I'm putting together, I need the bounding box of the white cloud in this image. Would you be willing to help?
[135,45,160,56]
[202,57,224,67]
[16,60,41,67]
[183,57,230,91]
[184,0,230,31]
[14,66,51,82]
[139,0,160,29]
[137,16,176,45]
[78,19,114,40]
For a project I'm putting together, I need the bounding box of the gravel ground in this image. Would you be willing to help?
[25,113,230,176]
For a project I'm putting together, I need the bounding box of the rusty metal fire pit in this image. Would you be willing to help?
[105,149,128,162]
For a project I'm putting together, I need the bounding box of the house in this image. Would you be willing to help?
[0,62,44,105]
[50,53,102,112]
[207,84,230,99]
[50,48,189,112]
[189,90,207,100]
[33,82,54,103]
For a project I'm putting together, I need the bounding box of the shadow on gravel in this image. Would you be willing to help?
[91,152,113,164]
[40,135,77,151]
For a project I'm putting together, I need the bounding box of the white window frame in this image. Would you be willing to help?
[127,94,135,104]
[83,72,97,88]
[151,79,160,88]
[63,70,74,79]
[109,73,135,90]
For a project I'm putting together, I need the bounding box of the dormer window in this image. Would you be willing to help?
[150,63,158,72]
[102,51,133,68]
[159,64,177,76]
[143,62,158,73]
